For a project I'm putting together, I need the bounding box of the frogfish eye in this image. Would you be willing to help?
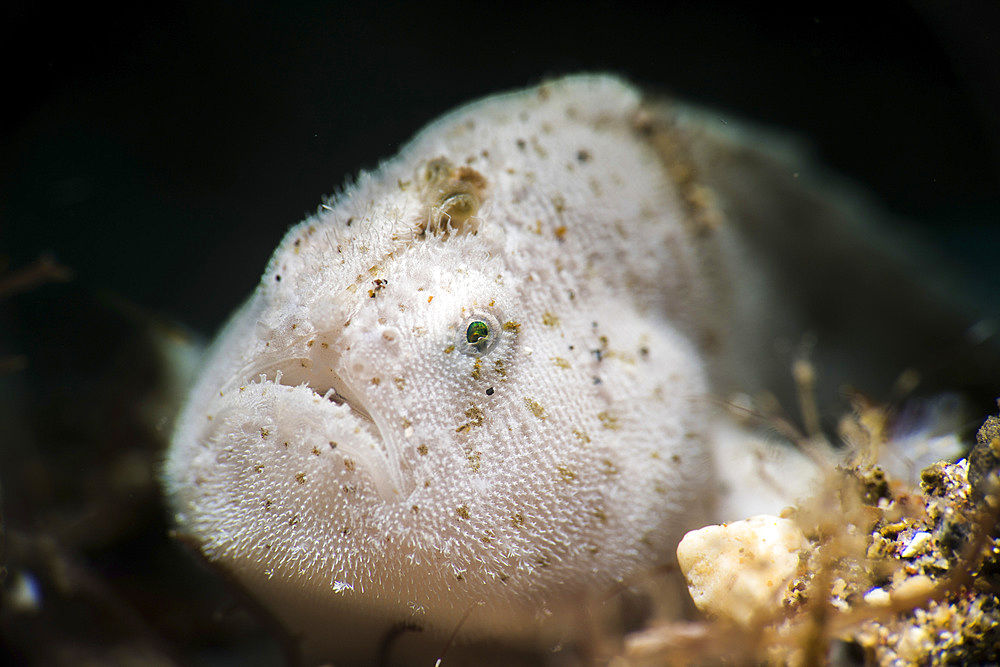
[466,321,491,346]
[458,311,502,356]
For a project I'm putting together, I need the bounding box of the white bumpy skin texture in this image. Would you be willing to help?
[166,76,719,662]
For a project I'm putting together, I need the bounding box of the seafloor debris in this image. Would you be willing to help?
[625,406,1000,666]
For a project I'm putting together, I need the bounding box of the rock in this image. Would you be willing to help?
[676,514,806,626]
[968,415,1000,501]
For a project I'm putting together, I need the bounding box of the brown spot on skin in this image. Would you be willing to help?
[494,359,507,378]
[557,466,577,482]
[456,405,485,433]
[551,357,571,369]
[417,444,429,456]
[598,411,620,429]
[289,514,299,526]
[588,177,603,197]
[456,505,471,520]
[329,441,338,449]
[542,312,560,327]
[254,464,264,473]
[502,320,520,333]
[260,428,270,439]
[524,398,547,419]
[344,458,356,472]
[530,138,548,159]
[411,505,420,514]
[554,226,567,241]
[394,377,406,391]
[444,345,456,354]
[593,509,608,523]
[295,472,307,484]
[370,377,381,386]
[312,447,321,456]
[466,449,482,472]
[576,149,591,163]
[601,459,619,475]
[573,430,591,444]
[511,512,525,527]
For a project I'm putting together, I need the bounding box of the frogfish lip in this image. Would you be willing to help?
[232,331,414,501]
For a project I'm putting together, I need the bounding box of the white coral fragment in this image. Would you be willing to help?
[676,514,806,626]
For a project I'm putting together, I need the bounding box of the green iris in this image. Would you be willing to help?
[466,320,491,346]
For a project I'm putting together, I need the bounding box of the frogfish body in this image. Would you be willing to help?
[164,75,993,664]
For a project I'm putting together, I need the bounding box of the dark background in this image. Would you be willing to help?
[3,0,999,334]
